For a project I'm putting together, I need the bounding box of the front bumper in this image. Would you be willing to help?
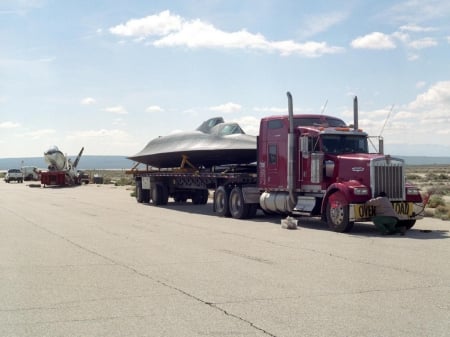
[350,202,424,222]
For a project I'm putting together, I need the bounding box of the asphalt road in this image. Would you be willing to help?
[1,182,449,337]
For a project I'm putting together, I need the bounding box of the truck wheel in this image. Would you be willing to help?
[326,191,354,232]
[229,187,250,219]
[214,186,231,217]
[247,204,258,218]
[398,220,416,230]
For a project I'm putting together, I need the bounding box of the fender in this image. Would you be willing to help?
[321,180,366,215]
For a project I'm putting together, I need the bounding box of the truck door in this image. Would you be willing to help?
[258,118,288,189]
[299,135,323,190]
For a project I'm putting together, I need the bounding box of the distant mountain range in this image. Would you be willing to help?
[0,155,132,171]
[1,155,450,171]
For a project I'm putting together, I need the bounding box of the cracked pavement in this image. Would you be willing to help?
[1,183,449,337]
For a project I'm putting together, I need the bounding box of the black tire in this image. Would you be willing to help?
[201,189,209,204]
[142,189,150,203]
[136,181,144,203]
[152,184,163,205]
[214,186,231,217]
[326,191,354,232]
[398,220,416,230]
[174,193,187,203]
[192,190,205,204]
[247,204,258,218]
[229,187,250,219]
[160,184,169,205]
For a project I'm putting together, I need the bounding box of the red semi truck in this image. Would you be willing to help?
[130,93,424,232]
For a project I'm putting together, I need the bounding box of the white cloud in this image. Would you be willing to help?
[146,105,163,113]
[253,106,287,114]
[67,129,129,139]
[409,81,450,110]
[23,129,56,139]
[209,102,242,114]
[407,37,438,49]
[299,12,348,38]
[110,10,344,58]
[407,53,419,61]
[385,1,450,24]
[81,97,96,105]
[110,10,182,37]
[351,32,396,49]
[0,121,20,128]
[399,24,437,32]
[416,81,426,88]
[359,81,450,151]
[231,116,260,136]
[104,106,128,114]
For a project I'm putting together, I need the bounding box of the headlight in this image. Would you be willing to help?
[353,187,369,195]
[406,187,420,195]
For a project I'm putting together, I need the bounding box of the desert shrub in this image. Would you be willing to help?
[423,208,434,217]
[433,185,450,196]
[428,195,446,208]
[434,205,450,220]
[424,172,438,181]
[114,176,134,186]
[406,173,422,180]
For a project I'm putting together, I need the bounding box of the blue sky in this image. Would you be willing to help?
[1,0,450,158]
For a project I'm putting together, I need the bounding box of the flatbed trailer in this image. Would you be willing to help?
[130,165,259,215]
[128,93,424,232]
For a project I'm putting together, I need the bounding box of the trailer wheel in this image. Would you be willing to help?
[136,181,144,203]
[152,183,168,205]
[326,191,353,232]
[174,193,187,203]
[192,189,208,205]
[214,186,231,217]
[229,187,250,219]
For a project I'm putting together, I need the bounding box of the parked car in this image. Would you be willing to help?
[5,168,23,183]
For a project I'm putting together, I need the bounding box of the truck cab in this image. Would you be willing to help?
[257,97,423,232]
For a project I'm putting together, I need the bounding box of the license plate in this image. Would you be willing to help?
[353,202,414,220]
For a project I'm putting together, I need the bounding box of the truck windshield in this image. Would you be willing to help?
[322,135,368,154]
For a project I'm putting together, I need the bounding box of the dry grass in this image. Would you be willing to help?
[406,165,450,220]
[82,169,135,186]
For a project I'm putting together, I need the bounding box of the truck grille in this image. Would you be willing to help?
[371,157,405,200]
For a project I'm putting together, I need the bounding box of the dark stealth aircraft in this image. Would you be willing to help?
[128,117,257,169]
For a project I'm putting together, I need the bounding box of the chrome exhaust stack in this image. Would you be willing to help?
[287,92,296,211]
[353,96,358,130]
